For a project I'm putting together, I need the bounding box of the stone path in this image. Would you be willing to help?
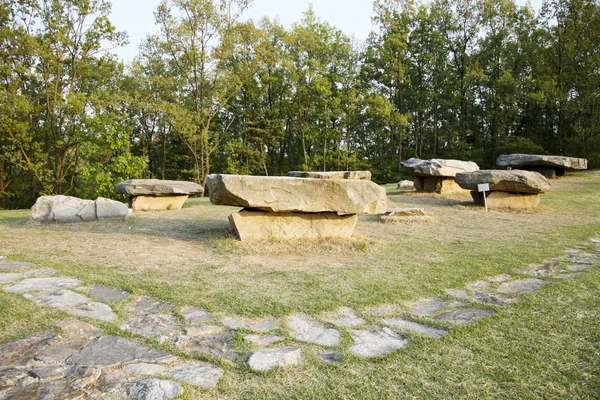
[0,236,598,398]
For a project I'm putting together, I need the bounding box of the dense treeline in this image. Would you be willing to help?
[1,0,599,209]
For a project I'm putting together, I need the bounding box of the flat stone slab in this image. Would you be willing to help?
[0,333,61,367]
[167,362,223,388]
[127,297,173,314]
[0,273,26,284]
[244,335,285,346]
[434,308,495,325]
[68,335,176,367]
[472,292,513,307]
[123,363,167,376]
[229,211,358,241]
[24,289,90,308]
[34,340,89,363]
[568,264,592,272]
[184,325,223,337]
[128,378,183,400]
[324,307,365,328]
[349,328,409,358]
[382,319,447,338]
[207,174,387,214]
[319,351,344,364]
[131,195,189,212]
[115,179,204,196]
[0,367,28,389]
[288,315,340,347]
[446,289,468,299]
[6,366,102,399]
[287,171,372,180]
[0,262,34,272]
[455,170,550,194]
[175,332,235,360]
[400,158,479,177]
[496,279,546,294]
[181,306,211,325]
[4,277,81,293]
[248,348,302,372]
[68,301,118,322]
[31,195,129,223]
[410,300,446,316]
[57,320,103,340]
[519,261,559,277]
[89,285,130,303]
[221,317,247,330]
[497,154,587,170]
[121,315,177,337]
[249,319,279,332]
[380,208,433,224]
[566,254,598,264]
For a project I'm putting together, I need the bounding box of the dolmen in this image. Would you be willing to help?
[206,174,387,241]
[31,195,130,223]
[114,179,204,211]
[497,154,587,179]
[287,171,372,180]
[455,170,551,209]
[380,208,432,224]
[400,158,479,194]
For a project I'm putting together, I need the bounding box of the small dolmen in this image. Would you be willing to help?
[206,174,387,241]
[496,154,587,179]
[114,179,204,211]
[380,208,432,224]
[400,158,479,194]
[31,195,130,223]
[455,170,551,210]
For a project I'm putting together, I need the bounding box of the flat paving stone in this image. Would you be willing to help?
[221,316,246,330]
[167,362,223,388]
[466,280,490,290]
[0,273,26,284]
[382,318,447,338]
[34,340,89,363]
[184,325,223,337]
[0,333,61,367]
[128,378,183,400]
[327,308,366,327]
[566,254,598,264]
[472,292,514,307]
[349,328,409,358]
[496,279,546,294]
[319,351,344,364]
[446,289,468,299]
[121,315,177,337]
[123,363,167,376]
[28,365,72,380]
[249,319,279,332]
[568,264,592,272]
[244,335,285,346]
[67,335,177,367]
[4,277,81,293]
[434,308,495,325]
[22,268,58,277]
[410,300,446,316]
[0,262,34,272]
[127,296,173,314]
[181,306,211,325]
[521,261,559,277]
[248,348,302,372]
[6,366,102,400]
[288,315,340,347]
[68,301,118,322]
[175,332,235,360]
[24,289,90,308]
[57,320,103,340]
[89,284,131,303]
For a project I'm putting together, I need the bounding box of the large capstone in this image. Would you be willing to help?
[496,154,587,171]
[400,158,479,177]
[114,179,204,196]
[206,174,387,214]
[287,171,372,180]
[31,196,129,223]
[455,170,551,194]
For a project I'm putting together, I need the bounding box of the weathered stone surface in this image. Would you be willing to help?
[123,363,167,376]
[121,315,177,337]
[88,369,132,398]
[288,171,372,180]
[56,320,103,340]
[28,365,72,380]
[168,362,223,388]
[89,284,131,303]
[248,348,302,372]
[0,262,34,272]
[68,336,176,367]
[0,273,26,284]
[496,279,546,294]
[244,335,285,346]
[31,195,128,223]
[472,292,513,307]
[24,289,89,308]
[230,211,359,241]
[471,191,541,209]
[410,300,446,316]
[7,366,102,400]
[496,154,588,171]
[131,195,189,212]
[397,180,415,190]
[401,158,479,177]
[221,317,246,330]
[566,254,598,264]
[349,328,409,358]
[184,325,223,337]
[446,289,468,299]
[181,306,211,325]
[519,261,559,277]
[249,319,279,332]
[127,297,173,314]
[319,351,344,364]
[68,301,118,322]
[128,378,183,400]
[34,340,89,363]
[288,315,340,347]
[0,367,28,389]
[413,176,468,194]
[0,333,61,366]
[115,179,204,196]
[434,308,495,325]
[329,308,366,328]
[4,277,81,293]
[207,174,387,214]
[175,332,235,360]
[455,170,551,194]
[382,319,447,338]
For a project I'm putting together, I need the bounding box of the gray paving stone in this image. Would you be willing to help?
[221,316,246,330]
[434,308,495,325]
[34,340,89,363]
[128,378,183,400]
[446,289,468,299]
[56,319,103,340]
[566,254,598,264]
[410,300,446,316]
[328,308,366,327]
[248,348,302,372]
[89,284,131,303]
[319,351,344,364]
[68,301,118,322]
[127,297,173,314]
[24,289,90,308]
[4,277,81,293]
[123,363,167,376]
[167,362,223,388]
[0,262,34,272]
[349,328,409,358]
[181,306,211,325]
[28,365,72,380]
[249,319,279,332]
[521,261,559,277]
[472,292,513,307]
[183,325,223,337]
[67,335,177,367]
[568,264,592,272]
[0,333,61,367]
[0,273,26,284]
[382,318,447,338]
[244,334,285,346]
[6,366,101,400]
[121,315,177,337]
[175,332,235,360]
[496,279,546,294]
[288,315,340,347]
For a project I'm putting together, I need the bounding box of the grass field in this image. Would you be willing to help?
[1,171,599,399]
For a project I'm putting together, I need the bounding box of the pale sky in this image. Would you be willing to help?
[110,0,543,63]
